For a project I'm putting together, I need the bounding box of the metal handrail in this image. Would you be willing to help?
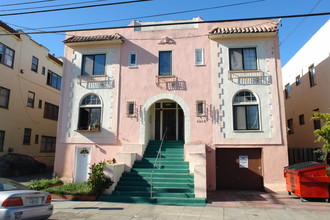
[150,127,167,199]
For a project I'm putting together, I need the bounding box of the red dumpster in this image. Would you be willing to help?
[284,161,330,202]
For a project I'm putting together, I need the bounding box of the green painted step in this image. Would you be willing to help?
[111,191,196,198]
[133,164,189,169]
[122,172,193,179]
[98,195,205,207]
[117,181,194,188]
[131,168,189,174]
[115,186,194,193]
[119,176,194,183]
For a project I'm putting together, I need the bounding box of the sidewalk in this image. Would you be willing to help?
[50,191,330,220]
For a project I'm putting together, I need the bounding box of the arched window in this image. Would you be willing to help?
[78,94,101,131]
[233,91,259,130]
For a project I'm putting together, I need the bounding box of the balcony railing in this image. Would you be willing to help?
[228,70,272,85]
[77,75,114,89]
[155,75,186,90]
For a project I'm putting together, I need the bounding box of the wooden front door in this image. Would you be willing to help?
[216,148,263,190]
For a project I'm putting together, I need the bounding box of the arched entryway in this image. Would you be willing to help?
[139,94,190,144]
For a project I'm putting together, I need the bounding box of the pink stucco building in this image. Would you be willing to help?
[55,18,288,203]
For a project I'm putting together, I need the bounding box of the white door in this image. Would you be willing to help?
[75,147,91,183]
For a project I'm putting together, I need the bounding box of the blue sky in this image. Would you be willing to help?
[0,0,329,66]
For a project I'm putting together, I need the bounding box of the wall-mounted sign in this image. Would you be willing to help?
[239,155,248,168]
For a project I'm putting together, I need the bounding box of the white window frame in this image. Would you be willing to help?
[195,48,204,66]
[128,51,137,68]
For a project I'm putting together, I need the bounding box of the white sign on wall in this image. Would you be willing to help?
[239,155,248,168]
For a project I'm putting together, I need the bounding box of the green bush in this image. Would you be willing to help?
[44,182,94,196]
[27,177,63,190]
[88,160,114,195]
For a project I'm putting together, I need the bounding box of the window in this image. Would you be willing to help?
[82,54,106,75]
[0,130,5,152]
[196,100,206,116]
[159,51,172,75]
[27,91,35,108]
[44,102,59,121]
[126,101,136,117]
[31,56,39,72]
[233,91,259,130]
[284,83,291,99]
[35,135,39,144]
[38,100,42,109]
[41,66,46,75]
[195,49,204,65]
[313,108,321,130]
[309,64,316,87]
[129,52,137,68]
[23,128,31,145]
[0,86,10,109]
[0,43,15,68]
[78,94,101,131]
[287,118,294,134]
[47,70,62,90]
[295,75,301,86]
[229,48,257,70]
[299,114,305,125]
[41,136,56,152]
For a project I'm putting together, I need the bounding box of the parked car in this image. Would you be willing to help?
[0,178,53,219]
[0,154,47,177]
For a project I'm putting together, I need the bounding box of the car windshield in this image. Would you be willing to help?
[0,178,29,191]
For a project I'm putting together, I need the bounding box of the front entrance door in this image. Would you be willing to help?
[75,147,91,183]
[216,148,263,190]
[155,102,184,140]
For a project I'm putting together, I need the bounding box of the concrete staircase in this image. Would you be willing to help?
[99,140,205,206]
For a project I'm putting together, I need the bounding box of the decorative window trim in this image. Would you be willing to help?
[128,51,137,68]
[126,101,136,117]
[195,48,204,66]
[196,100,206,117]
[77,94,102,131]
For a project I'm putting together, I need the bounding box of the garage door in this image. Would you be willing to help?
[216,148,263,190]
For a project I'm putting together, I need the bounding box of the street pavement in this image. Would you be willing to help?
[49,191,330,220]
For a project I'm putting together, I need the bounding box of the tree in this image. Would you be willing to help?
[311,112,330,164]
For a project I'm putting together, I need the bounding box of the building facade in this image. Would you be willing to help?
[282,19,330,164]
[0,21,63,167]
[55,18,288,195]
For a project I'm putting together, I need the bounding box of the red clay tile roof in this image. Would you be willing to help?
[63,33,123,43]
[0,21,20,39]
[48,53,63,66]
[210,25,277,35]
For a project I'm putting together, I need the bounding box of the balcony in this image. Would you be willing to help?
[228,70,272,85]
[155,75,186,90]
[77,75,114,89]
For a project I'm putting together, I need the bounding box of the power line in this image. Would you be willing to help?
[0,0,153,17]
[1,12,329,35]
[15,0,266,30]
[0,0,114,12]
[0,0,58,7]
[280,0,322,46]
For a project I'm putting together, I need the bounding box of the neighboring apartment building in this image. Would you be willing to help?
[282,19,330,165]
[55,17,287,200]
[0,21,63,167]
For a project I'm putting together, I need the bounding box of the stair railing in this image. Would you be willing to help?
[150,127,167,199]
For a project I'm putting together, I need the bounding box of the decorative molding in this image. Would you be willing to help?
[159,37,176,45]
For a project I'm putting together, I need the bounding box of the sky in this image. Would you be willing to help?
[0,0,329,66]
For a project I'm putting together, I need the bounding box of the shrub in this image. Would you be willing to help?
[87,160,114,195]
[27,177,63,190]
[44,182,94,196]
